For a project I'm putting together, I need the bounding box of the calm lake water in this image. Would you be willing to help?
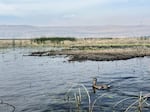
[1,25,150,38]
[0,48,150,112]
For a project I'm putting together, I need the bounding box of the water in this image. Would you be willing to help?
[0,48,150,112]
[0,25,150,38]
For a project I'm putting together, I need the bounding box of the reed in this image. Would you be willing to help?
[90,93,108,112]
[0,99,15,112]
[65,82,114,112]
[65,83,91,111]
[65,83,150,112]
[114,91,150,112]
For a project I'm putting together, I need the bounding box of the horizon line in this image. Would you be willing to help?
[0,24,150,27]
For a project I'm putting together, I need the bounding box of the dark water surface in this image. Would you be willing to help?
[0,48,150,112]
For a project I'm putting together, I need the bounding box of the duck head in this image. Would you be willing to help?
[93,78,97,86]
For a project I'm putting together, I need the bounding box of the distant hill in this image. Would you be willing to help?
[0,25,150,39]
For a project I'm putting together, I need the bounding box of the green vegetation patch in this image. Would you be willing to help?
[33,37,76,44]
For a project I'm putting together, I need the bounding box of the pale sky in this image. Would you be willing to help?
[0,0,150,26]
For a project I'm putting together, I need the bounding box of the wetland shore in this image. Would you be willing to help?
[29,48,150,61]
[1,37,150,61]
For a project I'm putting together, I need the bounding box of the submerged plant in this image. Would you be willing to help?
[0,99,15,112]
[74,88,82,107]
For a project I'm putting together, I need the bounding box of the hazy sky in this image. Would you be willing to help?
[0,0,150,26]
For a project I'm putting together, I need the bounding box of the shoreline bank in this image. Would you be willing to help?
[28,48,150,61]
[1,37,150,61]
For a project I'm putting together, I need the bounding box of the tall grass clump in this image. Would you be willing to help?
[64,83,150,112]
[114,91,150,112]
[65,83,91,111]
[64,83,111,112]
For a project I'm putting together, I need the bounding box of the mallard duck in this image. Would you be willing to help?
[92,78,110,90]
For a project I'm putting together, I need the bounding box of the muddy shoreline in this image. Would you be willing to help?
[28,48,150,61]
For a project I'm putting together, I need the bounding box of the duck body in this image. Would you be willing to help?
[93,84,110,90]
[93,78,110,90]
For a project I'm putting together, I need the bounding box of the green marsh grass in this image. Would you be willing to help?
[33,37,76,44]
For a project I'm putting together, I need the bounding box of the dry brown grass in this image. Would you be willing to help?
[29,46,150,61]
[1,38,150,48]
